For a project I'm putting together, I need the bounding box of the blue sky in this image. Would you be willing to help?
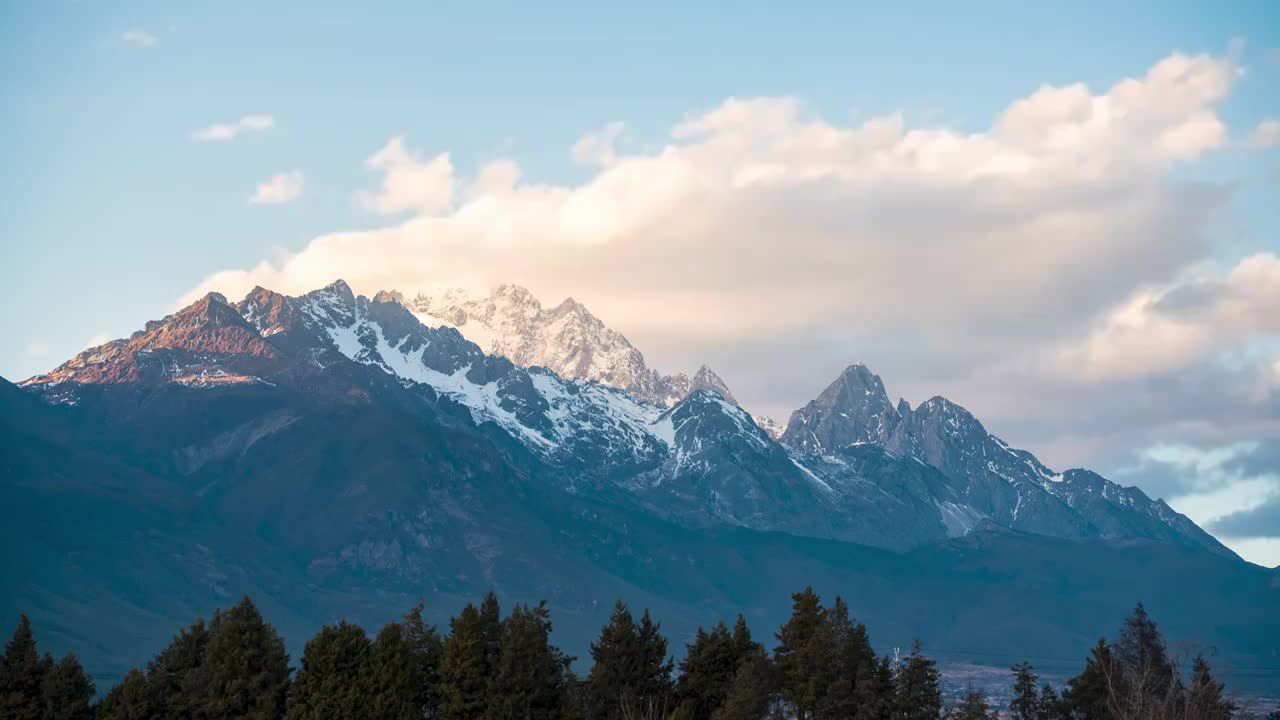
[2,2,1279,563]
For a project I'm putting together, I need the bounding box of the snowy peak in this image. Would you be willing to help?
[691,366,738,404]
[291,285,675,472]
[658,390,771,454]
[398,284,736,409]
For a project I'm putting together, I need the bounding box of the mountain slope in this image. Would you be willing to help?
[6,280,1276,693]
[403,284,736,407]
[4,374,1278,694]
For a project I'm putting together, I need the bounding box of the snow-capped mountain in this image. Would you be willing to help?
[19,281,1233,559]
[399,284,736,408]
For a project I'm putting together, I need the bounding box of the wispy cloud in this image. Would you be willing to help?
[250,171,304,205]
[572,121,625,166]
[1247,119,1280,148]
[192,115,275,143]
[23,340,50,358]
[120,30,158,48]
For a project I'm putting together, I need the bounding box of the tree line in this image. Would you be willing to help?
[1,588,1271,719]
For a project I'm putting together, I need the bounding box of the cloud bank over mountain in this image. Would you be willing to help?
[180,51,1280,563]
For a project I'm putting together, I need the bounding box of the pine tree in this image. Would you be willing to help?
[146,617,210,719]
[1183,654,1234,720]
[95,669,154,720]
[39,652,94,720]
[585,601,674,720]
[773,587,828,720]
[0,614,48,720]
[815,599,855,720]
[637,609,675,702]
[191,595,291,720]
[1114,602,1175,708]
[943,690,992,720]
[710,650,775,720]
[479,594,503,676]
[892,641,941,720]
[563,669,589,720]
[1036,684,1066,720]
[485,602,572,720]
[819,597,888,720]
[366,622,420,720]
[1009,662,1039,720]
[1062,639,1117,720]
[676,623,739,720]
[729,615,759,669]
[287,621,373,720]
[402,602,446,719]
[439,603,493,720]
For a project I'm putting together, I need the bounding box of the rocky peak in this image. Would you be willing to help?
[779,363,899,453]
[139,292,271,354]
[304,280,360,328]
[911,396,987,440]
[237,286,298,337]
[687,365,738,405]
[366,290,436,348]
[24,290,278,389]
[313,279,356,309]
[839,362,890,399]
[659,389,770,454]
[146,291,233,331]
[493,283,540,308]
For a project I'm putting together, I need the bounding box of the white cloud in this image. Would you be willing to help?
[250,171,304,205]
[86,333,110,348]
[1051,253,1280,382]
[572,122,625,166]
[355,137,454,215]
[1247,119,1280,148]
[1110,440,1280,566]
[1169,477,1277,529]
[23,340,49,358]
[192,114,275,143]
[120,30,157,48]
[183,51,1276,480]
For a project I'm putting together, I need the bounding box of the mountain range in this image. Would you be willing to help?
[4,280,1277,692]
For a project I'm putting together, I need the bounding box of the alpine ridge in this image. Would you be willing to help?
[779,363,1234,558]
[20,282,1231,557]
